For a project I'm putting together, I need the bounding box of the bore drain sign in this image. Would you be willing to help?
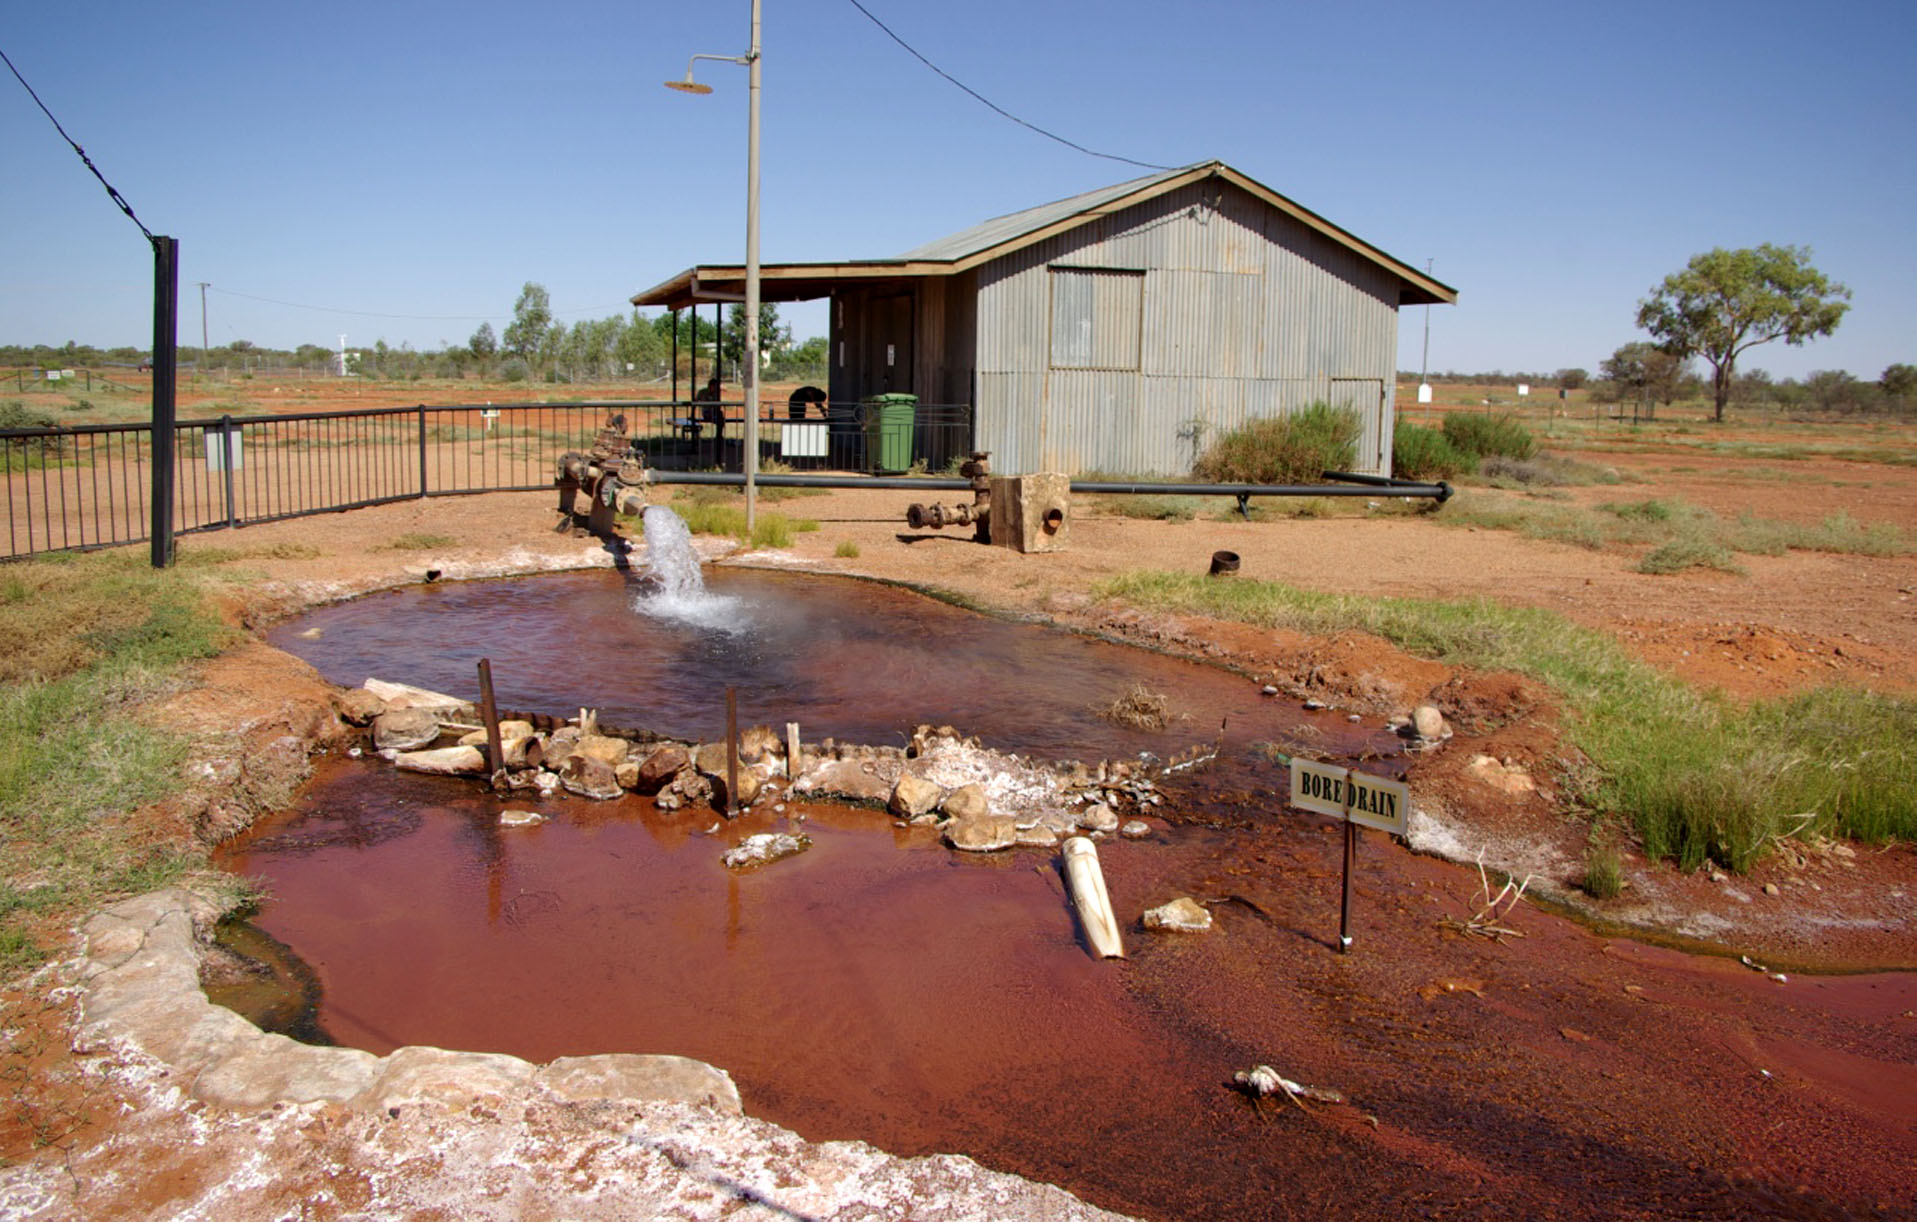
[1288,758,1409,837]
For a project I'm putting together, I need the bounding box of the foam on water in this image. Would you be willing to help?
[634,505,745,630]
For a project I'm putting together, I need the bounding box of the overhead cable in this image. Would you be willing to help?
[842,0,1174,172]
[2,45,159,243]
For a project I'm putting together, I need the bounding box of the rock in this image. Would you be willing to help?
[355,1046,535,1111]
[1260,685,1278,697]
[714,768,764,810]
[945,815,1018,852]
[335,688,386,726]
[497,719,535,741]
[1303,698,1327,711]
[941,783,991,821]
[1015,824,1058,847]
[722,832,810,870]
[1143,897,1212,933]
[693,742,733,776]
[373,707,442,751]
[635,744,691,791]
[1763,882,1781,897]
[614,760,640,790]
[574,734,630,767]
[1120,820,1151,839]
[498,809,546,827]
[390,745,486,776]
[532,1054,741,1114]
[559,755,624,801]
[1465,754,1536,796]
[890,774,944,818]
[1079,802,1119,833]
[1412,704,1449,742]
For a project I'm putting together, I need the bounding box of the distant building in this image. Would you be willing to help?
[632,160,1455,476]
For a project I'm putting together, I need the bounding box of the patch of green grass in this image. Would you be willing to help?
[174,541,322,565]
[0,551,235,978]
[1636,537,1745,575]
[1093,570,1917,871]
[1582,843,1623,899]
[674,499,817,548]
[1100,494,1202,522]
[1440,492,1913,565]
[834,539,861,559]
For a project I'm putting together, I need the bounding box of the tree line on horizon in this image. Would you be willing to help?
[0,281,828,387]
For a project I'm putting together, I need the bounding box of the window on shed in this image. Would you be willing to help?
[1049,267,1143,371]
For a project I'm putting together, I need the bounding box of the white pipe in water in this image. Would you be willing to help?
[1062,836,1125,960]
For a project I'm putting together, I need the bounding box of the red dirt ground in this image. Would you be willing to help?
[3,397,1914,1219]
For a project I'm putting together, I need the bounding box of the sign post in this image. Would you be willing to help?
[1289,758,1409,954]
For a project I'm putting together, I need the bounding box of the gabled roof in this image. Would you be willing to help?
[632,160,1456,309]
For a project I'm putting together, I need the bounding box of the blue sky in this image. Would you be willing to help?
[3,0,1912,380]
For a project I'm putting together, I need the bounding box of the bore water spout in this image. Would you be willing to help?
[635,505,743,630]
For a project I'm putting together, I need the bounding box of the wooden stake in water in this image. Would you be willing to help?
[786,721,801,778]
[725,687,740,818]
[477,658,505,790]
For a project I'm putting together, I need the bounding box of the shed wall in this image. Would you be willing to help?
[974,180,1401,476]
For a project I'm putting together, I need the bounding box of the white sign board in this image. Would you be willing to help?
[204,431,244,471]
[781,421,828,458]
[1289,758,1409,836]
[1517,383,1531,397]
[1416,383,1433,404]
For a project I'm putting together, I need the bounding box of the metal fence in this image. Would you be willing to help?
[1,399,974,560]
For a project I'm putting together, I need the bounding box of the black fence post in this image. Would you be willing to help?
[417,404,428,497]
[149,235,178,569]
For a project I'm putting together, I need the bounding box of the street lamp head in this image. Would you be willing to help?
[664,73,713,95]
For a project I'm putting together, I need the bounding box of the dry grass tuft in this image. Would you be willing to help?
[1097,683,1181,731]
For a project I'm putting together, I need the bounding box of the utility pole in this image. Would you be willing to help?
[197,282,209,372]
[1418,259,1433,404]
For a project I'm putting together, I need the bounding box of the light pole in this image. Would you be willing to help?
[666,0,762,533]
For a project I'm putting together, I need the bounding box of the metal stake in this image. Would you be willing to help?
[725,686,740,817]
[477,658,505,789]
[1339,819,1356,954]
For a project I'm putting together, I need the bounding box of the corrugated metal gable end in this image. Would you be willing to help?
[972,178,1402,476]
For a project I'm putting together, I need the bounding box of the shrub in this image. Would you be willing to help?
[1392,421,1471,481]
[1443,412,1536,461]
[1637,537,1745,575]
[1192,402,1359,484]
[0,401,57,431]
[834,539,860,559]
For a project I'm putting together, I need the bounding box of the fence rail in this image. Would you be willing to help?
[1,399,974,560]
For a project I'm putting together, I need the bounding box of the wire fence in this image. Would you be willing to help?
[1,399,975,560]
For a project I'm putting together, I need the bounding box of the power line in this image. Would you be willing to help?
[1,45,157,244]
[842,0,1174,172]
[209,287,643,324]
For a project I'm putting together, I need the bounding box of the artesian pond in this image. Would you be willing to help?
[223,550,1410,1219]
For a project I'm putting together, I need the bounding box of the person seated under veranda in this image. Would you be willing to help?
[787,384,827,420]
[694,376,725,439]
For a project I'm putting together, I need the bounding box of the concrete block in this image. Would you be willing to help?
[989,472,1070,553]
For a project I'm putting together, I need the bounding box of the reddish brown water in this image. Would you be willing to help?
[267,568,1328,761]
[231,571,1917,1219]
